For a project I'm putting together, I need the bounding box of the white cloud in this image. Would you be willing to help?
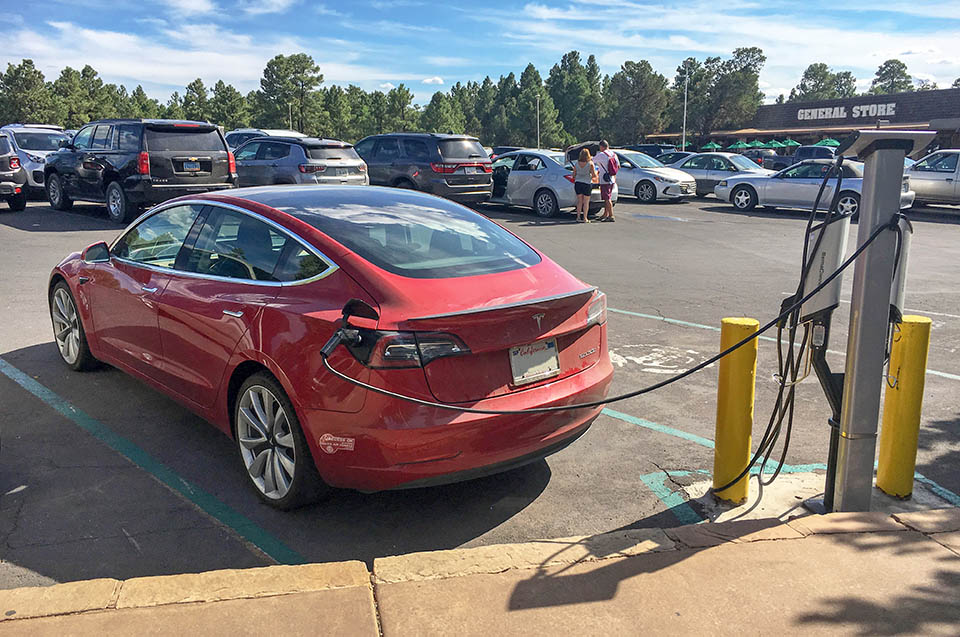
[422,76,443,85]
[423,56,470,66]
[238,0,296,15]
[379,82,396,90]
[161,0,216,15]
[316,3,343,16]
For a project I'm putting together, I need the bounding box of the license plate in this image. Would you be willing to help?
[183,161,200,171]
[463,166,479,174]
[336,167,348,177]
[509,339,560,386]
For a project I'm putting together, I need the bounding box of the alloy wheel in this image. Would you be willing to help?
[733,189,752,209]
[51,287,80,365]
[108,186,124,220]
[237,385,297,500]
[637,182,656,202]
[535,191,556,217]
[49,177,61,206]
[837,195,859,216]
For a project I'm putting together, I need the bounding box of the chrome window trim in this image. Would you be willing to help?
[407,287,597,321]
[109,198,340,287]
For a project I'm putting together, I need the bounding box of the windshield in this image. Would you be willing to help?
[620,152,664,168]
[729,155,763,170]
[291,193,541,278]
[145,128,225,152]
[13,131,67,151]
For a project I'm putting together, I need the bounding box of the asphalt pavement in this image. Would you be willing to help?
[1,194,958,589]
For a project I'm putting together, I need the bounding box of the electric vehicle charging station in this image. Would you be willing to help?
[802,129,935,513]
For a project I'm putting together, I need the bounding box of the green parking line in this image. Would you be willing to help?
[0,357,305,566]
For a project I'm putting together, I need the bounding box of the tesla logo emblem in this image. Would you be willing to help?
[532,313,545,329]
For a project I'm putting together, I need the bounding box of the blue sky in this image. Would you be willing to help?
[5,0,960,105]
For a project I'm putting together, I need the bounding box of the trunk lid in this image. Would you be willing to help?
[436,138,492,186]
[144,124,231,186]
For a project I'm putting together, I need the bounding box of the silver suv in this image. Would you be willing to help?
[234,137,368,187]
[225,128,305,150]
[0,124,69,192]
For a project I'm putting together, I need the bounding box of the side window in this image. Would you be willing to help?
[916,153,958,173]
[514,155,538,171]
[781,166,803,178]
[709,157,731,171]
[274,244,330,282]
[683,156,710,170]
[115,125,140,152]
[403,139,430,161]
[182,207,288,281]
[90,125,112,150]
[375,138,400,160]
[353,138,375,157]
[259,142,290,161]
[493,155,516,171]
[235,142,260,161]
[112,205,202,268]
[940,154,959,172]
[73,126,95,150]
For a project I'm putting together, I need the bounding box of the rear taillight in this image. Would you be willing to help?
[9,156,20,170]
[299,164,326,173]
[227,150,236,174]
[587,291,607,327]
[137,151,150,175]
[481,163,492,173]
[351,331,470,368]
[564,173,575,183]
[430,162,458,174]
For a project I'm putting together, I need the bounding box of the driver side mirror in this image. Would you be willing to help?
[82,241,110,263]
[58,139,72,149]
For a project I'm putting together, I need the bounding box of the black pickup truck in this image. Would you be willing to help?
[763,145,835,171]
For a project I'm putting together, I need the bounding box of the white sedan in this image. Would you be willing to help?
[614,150,696,203]
[714,159,915,216]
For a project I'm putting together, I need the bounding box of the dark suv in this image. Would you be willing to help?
[0,132,27,211]
[353,133,492,204]
[45,119,236,223]
[624,143,676,158]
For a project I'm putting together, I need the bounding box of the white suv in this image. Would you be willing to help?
[225,128,305,149]
[0,124,70,192]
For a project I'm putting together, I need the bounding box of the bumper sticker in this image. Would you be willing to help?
[319,433,355,454]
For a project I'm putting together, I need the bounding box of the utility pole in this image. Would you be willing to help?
[681,64,689,151]
[536,94,541,149]
[288,103,293,130]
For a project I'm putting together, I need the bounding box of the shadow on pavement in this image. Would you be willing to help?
[0,342,550,585]
[0,204,115,233]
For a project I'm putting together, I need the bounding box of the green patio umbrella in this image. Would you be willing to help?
[814,138,840,147]
[701,141,722,150]
[747,140,766,148]
[679,141,694,148]
[767,140,785,148]
[782,138,801,147]
[727,141,749,150]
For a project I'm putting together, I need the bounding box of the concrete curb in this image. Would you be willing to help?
[0,561,370,623]
[1,509,955,624]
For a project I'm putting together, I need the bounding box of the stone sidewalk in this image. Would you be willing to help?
[1,510,958,636]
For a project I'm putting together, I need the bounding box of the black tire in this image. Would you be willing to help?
[533,188,559,218]
[234,372,328,510]
[394,178,416,190]
[762,206,778,211]
[731,185,758,211]
[6,192,26,211]
[837,191,860,220]
[49,281,98,372]
[46,173,73,211]
[105,181,136,224]
[635,180,657,203]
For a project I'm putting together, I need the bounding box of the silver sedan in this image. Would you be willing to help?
[714,159,915,216]
[488,149,618,217]
[613,150,696,202]
[905,149,959,205]
[666,152,772,196]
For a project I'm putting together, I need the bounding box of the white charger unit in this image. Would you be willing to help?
[800,213,852,322]
[889,214,913,323]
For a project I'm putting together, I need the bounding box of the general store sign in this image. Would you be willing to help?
[797,103,897,121]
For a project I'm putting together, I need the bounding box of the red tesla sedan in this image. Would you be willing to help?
[48,186,612,508]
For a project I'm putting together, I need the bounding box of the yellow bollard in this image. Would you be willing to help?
[877,316,932,498]
[713,317,759,504]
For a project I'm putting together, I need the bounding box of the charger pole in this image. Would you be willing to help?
[832,143,908,511]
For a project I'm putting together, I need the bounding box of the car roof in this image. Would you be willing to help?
[86,118,215,127]
[2,125,68,134]
[244,136,351,147]
[368,132,479,141]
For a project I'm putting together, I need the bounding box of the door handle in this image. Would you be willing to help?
[947,178,954,183]
[78,276,90,284]
[141,286,158,293]
[532,174,542,179]
[222,309,244,318]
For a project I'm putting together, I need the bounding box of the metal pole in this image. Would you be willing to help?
[832,146,906,511]
[682,66,689,151]
[536,94,541,149]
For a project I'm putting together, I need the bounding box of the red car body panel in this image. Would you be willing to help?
[50,187,613,491]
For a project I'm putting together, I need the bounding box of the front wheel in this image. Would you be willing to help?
[6,192,26,211]
[635,180,657,203]
[46,173,73,211]
[837,191,860,219]
[50,282,97,371]
[732,186,757,211]
[533,189,559,218]
[106,181,136,224]
[235,373,327,510]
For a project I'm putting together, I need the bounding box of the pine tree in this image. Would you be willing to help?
[0,59,57,125]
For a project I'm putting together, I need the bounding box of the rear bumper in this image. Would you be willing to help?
[425,178,492,203]
[124,177,236,204]
[301,347,613,491]
[0,169,26,195]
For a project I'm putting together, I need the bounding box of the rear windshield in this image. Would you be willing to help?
[438,139,486,159]
[0,137,10,154]
[12,131,67,151]
[145,128,225,152]
[307,146,361,161]
[296,194,541,278]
